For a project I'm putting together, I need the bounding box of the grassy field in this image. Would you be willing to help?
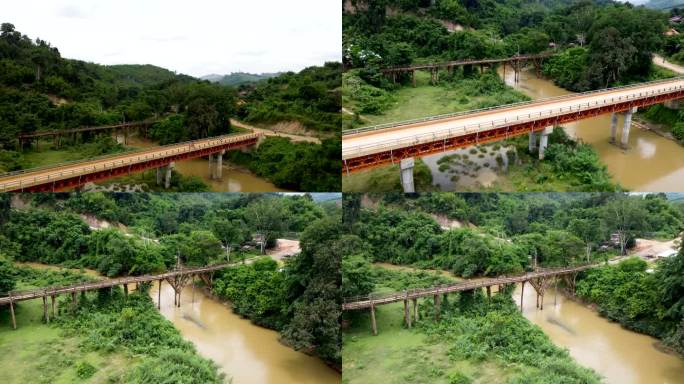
[0,269,133,384]
[345,71,529,128]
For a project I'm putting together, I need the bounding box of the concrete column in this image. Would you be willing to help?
[156,167,163,185]
[208,153,215,179]
[538,126,553,160]
[215,150,225,179]
[621,107,637,149]
[165,162,174,189]
[609,112,618,144]
[400,158,415,193]
[528,131,537,151]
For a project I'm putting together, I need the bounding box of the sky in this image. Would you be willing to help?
[3,0,341,77]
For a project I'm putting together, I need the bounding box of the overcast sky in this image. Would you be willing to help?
[3,0,341,77]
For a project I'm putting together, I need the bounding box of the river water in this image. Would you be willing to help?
[149,282,341,384]
[124,136,287,192]
[511,283,684,384]
[499,65,684,191]
[374,263,684,383]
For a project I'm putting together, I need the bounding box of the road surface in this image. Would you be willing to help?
[342,78,684,159]
[653,54,684,75]
[231,119,321,144]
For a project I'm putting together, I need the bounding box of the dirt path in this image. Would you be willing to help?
[267,239,301,261]
[653,54,684,75]
[231,119,321,144]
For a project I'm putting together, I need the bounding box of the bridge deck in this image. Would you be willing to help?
[342,265,594,310]
[0,262,233,305]
[381,53,553,73]
[0,132,261,192]
[342,78,684,168]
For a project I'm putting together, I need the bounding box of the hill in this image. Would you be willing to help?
[202,72,282,86]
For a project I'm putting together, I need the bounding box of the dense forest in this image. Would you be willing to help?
[0,193,341,371]
[342,192,684,362]
[0,23,342,191]
[344,0,671,96]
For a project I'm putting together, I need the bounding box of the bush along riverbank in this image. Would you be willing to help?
[575,254,684,356]
[0,265,224,383]
[342,265,600,384]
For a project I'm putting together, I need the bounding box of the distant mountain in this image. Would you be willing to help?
[643,0,684,9]
[665,192,684,202]
[201,72,282,86]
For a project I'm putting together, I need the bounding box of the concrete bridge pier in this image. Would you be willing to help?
[209,150,225,180]
[609,112,618,144]
[528,131,537,152]
[538,126,553,160]
[400,158,415,193]
[621,107,637,149]
[165,162,174,189]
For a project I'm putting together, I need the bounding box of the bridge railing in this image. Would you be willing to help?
[342,265,595,306]
[342,76,684,137]
[0,132,261,192]
[381,52,556,72]
[342,79,684,159]
[0,262,235,303]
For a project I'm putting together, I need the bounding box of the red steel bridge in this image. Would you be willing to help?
[0,132,261,192]
[342,77,684,174]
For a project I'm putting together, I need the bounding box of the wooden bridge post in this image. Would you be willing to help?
[434,294,441,321]
[51,295,56,317]
[520,281,525,312]
[404,291,411,328]
[124,284,128,297]
[177,287,181,307]
[370,303,378,336]
[486,286,491,301]
[412,70,416,87]
[71,291,76,313]
[9,294,16,330]
[42,295,49,324]
[412,298,418,322]
[158,279,162,309]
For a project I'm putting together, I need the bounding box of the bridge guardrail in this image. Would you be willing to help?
[342,76,684,137]
[342,265,595,306]
[0,132,261,192]
[342,79,684,159]
[0,262,236,303]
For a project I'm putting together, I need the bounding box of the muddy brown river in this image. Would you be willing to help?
[500,65,684,191]
[512,284,684,384]
[125,136,287,192]
[149,282,341,384]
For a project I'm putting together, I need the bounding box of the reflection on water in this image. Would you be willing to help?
[500,65,684,191]
[126,136,287,192]
[512,284,684,384]
[149,283,340,384]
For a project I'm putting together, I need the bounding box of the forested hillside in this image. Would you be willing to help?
[0,192,341,368]
[203,72,282,86]
[0,23,237,151]
[344,0,669,92]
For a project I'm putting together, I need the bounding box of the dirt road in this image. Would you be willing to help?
[653,54,684,75]
[231,119,321,144]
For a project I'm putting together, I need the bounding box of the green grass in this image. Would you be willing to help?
[342,158,434,192]
[0,295,133,384]
[351,71,529,127]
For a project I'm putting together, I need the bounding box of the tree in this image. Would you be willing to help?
[602,196,648,255]
[569,217,605,262]
[245,199,288,254]
[341,254,374,298]
[0,254,16,293]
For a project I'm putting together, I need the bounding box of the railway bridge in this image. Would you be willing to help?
[342,265,595,335]
[0,132,261,192]
[0,262,237,329]
[342,77,684,191]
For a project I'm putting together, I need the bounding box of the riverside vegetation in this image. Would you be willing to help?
[341,193,684,381]
[0,23,341,191]
[0,192,342,382]
[342,0,680,192]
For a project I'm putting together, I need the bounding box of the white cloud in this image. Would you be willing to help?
[3,0,341,77]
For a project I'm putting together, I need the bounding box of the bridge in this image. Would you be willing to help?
[17,120,156,149]
[0,262,237,329]
[342,77,684,190]
[0,132,261,192]
[382,52,554,85]
[342,265,595,335]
